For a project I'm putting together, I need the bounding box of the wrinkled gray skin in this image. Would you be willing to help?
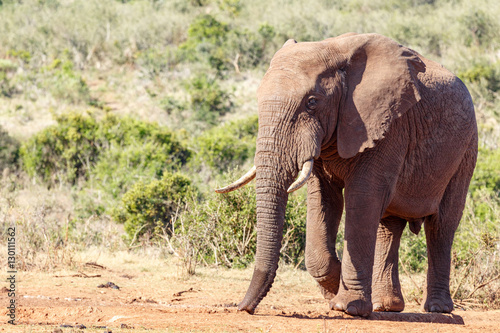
[221,33,478,317]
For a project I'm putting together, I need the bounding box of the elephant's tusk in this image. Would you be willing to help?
[215,166,256,193]
[287,159,314,193]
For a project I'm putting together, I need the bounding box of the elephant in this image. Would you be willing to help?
[216,33,478,317]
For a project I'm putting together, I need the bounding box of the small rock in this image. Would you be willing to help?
[97,282,120,290]
[120,323,134,329]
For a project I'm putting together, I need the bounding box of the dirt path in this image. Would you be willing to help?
[3,255,500,332]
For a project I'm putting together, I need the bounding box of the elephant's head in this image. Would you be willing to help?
[216,33,425,314]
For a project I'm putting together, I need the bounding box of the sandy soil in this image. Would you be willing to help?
[3,254,500,333]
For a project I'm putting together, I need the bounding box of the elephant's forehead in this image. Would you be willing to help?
[258,68,322,100]
[258,43,333,97]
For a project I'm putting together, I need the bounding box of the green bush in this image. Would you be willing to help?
[91,143,182,199]
[136,46,180,77]
[40,56,91,104]
[193,115,257,172]
[460,10,499,48]
[0,126,19,172]
[169,180,307,271]
[0,59,17,97]
[179,14,230,72]
[20,112,100,184]
[399,228,428,273]
[179,13,276,74]
[470,147,500,195]
[185,73,232,124]
[458,62,500,94]
[112,172,195,240]
[20,111,191,185]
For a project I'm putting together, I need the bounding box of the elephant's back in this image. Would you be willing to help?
[416,55,475,123]
[414,55,476,135]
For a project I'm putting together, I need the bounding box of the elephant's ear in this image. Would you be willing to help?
[333,33,426,159]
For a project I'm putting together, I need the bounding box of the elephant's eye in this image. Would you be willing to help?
[307,97,318,110]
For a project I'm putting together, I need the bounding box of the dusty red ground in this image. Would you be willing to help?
[3,261,500,332]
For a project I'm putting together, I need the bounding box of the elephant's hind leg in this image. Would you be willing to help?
[423,145,477,313]
[372,216,406,312]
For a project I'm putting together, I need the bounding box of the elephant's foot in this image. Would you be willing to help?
[309,260,341,301]
[319,284,336,300]
[330,291,372,317]
[372,294,404,312]
[423,293,453,313]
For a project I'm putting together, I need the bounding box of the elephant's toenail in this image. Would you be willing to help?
[373,303,383,312]
[430,305,440,312]
[333,303,344,311]
[346,305,358,316]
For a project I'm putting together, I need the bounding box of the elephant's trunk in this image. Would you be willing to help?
[238,180,288,313]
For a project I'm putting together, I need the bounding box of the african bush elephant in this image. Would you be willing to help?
[216,33,477,317]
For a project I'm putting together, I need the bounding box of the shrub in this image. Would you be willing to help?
[20,112,100,184]
[167,178,307,273]
[193,115,258,172]
[91,143,182,198]
[460,10,499,48]
[470,147,500,195]
[179,14,230,72]
[112,172,195,241]
[136,46,180,77]
[0,126,19,173]
[20,111,191,185]
[40,55,91,104]
[179,13,276,74]
[0,58,17,97]
[458,62,500,94]
[185,73,232,124]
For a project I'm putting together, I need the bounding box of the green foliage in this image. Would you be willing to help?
[40,55,91,104]
[179,14,230,72]
[458,62,500,94]
[7,49,32,63]
[399,228,428,273]
[179,13,276,74]
[0,59,17,97]
[168,180,307,271]
[185,73,232,124]
[20,112,100,183]
[460,9,499,48]
[470,147,500,195]
[218,0,242,16]
[20,111,190,185]
[193,115,258,172]
[0,126,19,172]
[112,172,195,240]
[135,46,180,76]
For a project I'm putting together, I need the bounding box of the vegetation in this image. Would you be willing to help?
[113,172,195,241]
[0,0,499,309]
[0,125,19,173]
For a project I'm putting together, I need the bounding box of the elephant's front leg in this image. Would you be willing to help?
[331,187,388,317]
[372,216,407,312]
[305,163,343,300]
